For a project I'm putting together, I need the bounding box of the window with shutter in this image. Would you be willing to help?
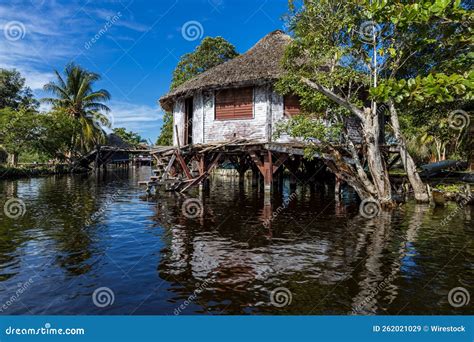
[284,95,301,116]
[215,87,253,120]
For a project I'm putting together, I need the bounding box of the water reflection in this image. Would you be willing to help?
[0,169,472,315]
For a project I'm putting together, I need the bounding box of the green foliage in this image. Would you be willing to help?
[43,63,111,154]
[156,37,239,146]
[112,127,142,147]
[0,107,77,162]
[281,0,472,161]
[170,37,238,90]
[0,68,39,110]
[371,72,473,104]
[156,111,173,146]
[0,65,114,164]
[0,107,45,155]
[435,183,466,194]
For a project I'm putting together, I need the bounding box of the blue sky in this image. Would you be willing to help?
[0,0,290,143]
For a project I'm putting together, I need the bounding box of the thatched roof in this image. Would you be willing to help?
[160,30,292,111]
[106,133,132,149]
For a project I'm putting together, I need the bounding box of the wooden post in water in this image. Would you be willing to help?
[263,151,273,205]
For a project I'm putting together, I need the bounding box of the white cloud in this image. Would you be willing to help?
[21,68,55,90]
[108,101,163,139]
[0,1,163,141]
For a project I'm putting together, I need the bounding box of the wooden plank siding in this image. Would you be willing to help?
[215,87,254,120]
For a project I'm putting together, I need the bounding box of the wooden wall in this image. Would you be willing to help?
[202,86,268,143]
[172,100,185,146]
[171,85,360,146]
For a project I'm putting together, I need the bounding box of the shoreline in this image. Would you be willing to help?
[0,165,89,180]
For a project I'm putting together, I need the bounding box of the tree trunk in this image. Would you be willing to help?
[388,101,429,203]
[363,108,393,206]
[7,152,18,167]
[300,77,397,206]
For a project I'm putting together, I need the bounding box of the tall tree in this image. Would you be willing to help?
[156,37,239,145]
[42,63,112,156]
[0,68,38,110]
[278,0,472,204]
[112,127,142,148]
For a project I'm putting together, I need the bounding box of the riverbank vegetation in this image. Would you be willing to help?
[276,0,472,204]
[0,64,140,173]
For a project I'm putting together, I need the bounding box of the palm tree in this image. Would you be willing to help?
[43,63,111,156]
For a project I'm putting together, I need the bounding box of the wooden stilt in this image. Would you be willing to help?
[263,151,273,204]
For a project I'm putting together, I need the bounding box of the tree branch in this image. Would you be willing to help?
[300,77,366,123]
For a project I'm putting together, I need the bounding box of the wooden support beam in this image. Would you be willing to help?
[263,151,273,191]
[198,155,205,175]
[180,153,222,193]
[272,153,288,174]
[175,152,193,180]
[207,152,223,173]
[161,154,176,181]
[175,125,181,150]
[249,151,265,175]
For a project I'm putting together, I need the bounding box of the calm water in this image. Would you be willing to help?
[0,167,472,315]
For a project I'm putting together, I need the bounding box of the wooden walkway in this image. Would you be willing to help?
[74,146,150,169]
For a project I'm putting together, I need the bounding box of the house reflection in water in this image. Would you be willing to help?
[150,180,429,314]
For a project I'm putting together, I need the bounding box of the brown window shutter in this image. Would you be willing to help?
[284,95,301,116]
[215,87,253,120]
